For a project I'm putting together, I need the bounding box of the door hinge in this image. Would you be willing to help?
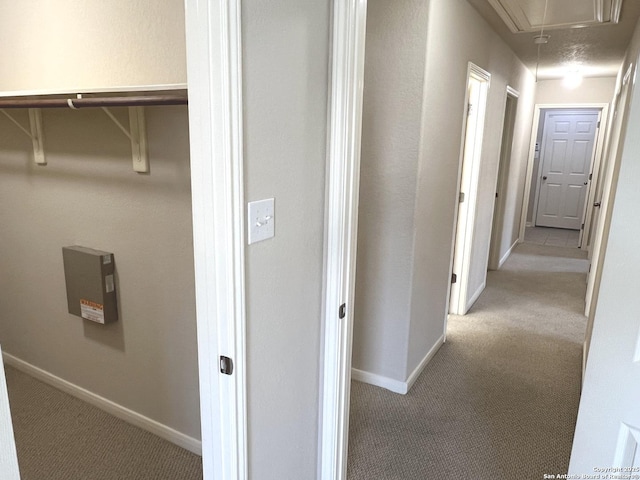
[495,192,499,198]
[581,223,585,230]
[451,273,458,284]
[459,192,465,203]
[220,356,234,375]
[589,173,593,180]
[339,303,346,319]
[467,103,473,116]
[597,121,601,128]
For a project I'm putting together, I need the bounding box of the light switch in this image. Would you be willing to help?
[248,198,275,244]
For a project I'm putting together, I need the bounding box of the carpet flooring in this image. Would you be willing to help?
[4,365,202,480]
[524,226,581,248]
[347,242,589,479]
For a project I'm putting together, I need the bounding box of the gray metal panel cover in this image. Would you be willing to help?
[62,246,118,324]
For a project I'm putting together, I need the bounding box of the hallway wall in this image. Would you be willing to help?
[354,0,536,387]
[242,0,331,477]
[535,77,617,105]
[354,0,430,384]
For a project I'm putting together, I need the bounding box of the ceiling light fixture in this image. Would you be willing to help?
[563,71,584,89]
[535,0,550,82]
[533,35,550,45]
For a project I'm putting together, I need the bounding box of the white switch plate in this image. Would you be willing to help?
[248,198,275,244]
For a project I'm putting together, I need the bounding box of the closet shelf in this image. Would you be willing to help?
[0,93,188,172]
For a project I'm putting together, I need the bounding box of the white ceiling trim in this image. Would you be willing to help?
[487,0,624,33]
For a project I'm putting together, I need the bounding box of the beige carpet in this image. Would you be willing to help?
[4,366,202,480]
[347,242,588,479]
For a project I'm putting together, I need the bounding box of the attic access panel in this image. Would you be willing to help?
[488,0,623,33]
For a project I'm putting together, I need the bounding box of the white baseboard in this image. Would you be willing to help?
[498,239,518,269]
[351,368,407,394]
[526,221,533,227]
[466,281,486,312]
[405,334,445,392]
[2,353,202,455]
[352,334,445,395]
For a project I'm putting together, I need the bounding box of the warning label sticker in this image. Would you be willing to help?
[80,299,105,324]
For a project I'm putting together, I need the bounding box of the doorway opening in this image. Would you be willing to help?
[520,104,609,250]
[488,88,519,271]
[449,63,491,316]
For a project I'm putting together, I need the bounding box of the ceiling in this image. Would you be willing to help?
[466,0,640,79]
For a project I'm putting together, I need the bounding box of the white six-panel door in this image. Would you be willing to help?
[536,111,599,230]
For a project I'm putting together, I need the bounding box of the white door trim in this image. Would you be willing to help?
[184,1,247,479]
[319,1,368,480]
[519,103,609,245]
[449,62,491,315]
[488,86,519,270]
[531,109,600,232]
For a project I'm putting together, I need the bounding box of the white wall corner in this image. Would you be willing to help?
[351,369,408,395]
[351,334,445,396]
[405,334,445,393]
[466,282,486,313]
[498,238,519,269]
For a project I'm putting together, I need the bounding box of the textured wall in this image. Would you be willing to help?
[0,107,200,440]
[242,0,330,478]
[535,77,616,105]
[354,0,431,382]
[0,0,186,94]
[410,0,536,374]
[354,0,536,384]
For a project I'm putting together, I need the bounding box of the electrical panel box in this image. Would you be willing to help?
[62,246,118,324]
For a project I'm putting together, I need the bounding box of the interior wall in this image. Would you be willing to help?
[0,0,186,93]
[242,1,330,478]
[570,16,640,471]
[415,0,536,331]
[354,0,431,383]
[354,0,536,384]
[409,0,536,375]
[0,107,200,440]
[535,77,617,105]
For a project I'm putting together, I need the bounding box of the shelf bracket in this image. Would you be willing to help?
[101,106,149,173]
[0,108,46,165]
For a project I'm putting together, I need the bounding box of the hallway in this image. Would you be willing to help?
[347,242,588,479]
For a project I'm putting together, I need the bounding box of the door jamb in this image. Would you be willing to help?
[488,86,519,271]
[449,62,491,316]
[184,1,247,479]
[318,1,368,480]
[519,103,609,246]
[530,109,601,232]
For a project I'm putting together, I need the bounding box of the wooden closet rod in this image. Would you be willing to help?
[0,94,188,109]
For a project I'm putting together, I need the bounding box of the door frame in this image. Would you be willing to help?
[449,63,491,315]
[184,1,247,479]
[318,1,368,480]
[488,86,519,271]
[531,109,601,235]
[584,62,634,361]
[519,103,609,247]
